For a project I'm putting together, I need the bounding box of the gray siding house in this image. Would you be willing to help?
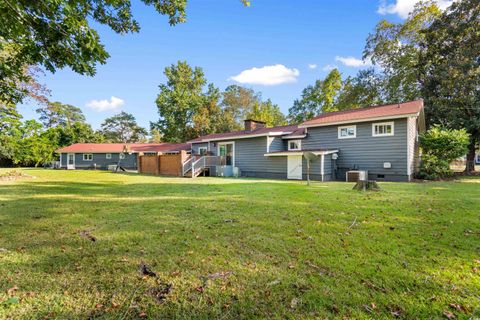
[189,100,425,182]
[57,143,190,170]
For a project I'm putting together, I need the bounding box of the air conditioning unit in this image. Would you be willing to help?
[346,170,368,182]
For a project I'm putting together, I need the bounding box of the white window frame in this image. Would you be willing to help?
[338,125,356,139]
[198,146,208,155]
[83,153,93,161]
[372,121,394,137]
[288,139,302,151]
[106,153,112,159]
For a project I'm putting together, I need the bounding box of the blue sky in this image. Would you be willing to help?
[19,0,431,129]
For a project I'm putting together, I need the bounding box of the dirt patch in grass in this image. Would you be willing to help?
[0,170,35,181]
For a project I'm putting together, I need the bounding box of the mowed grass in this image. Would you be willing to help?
[0,169,479,319]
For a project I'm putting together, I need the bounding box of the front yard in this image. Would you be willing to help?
[0,169,479,319]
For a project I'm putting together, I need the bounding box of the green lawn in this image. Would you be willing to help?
[0,169,479,319]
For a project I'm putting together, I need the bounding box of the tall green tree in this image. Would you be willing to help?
[192,84,223,137]
[288,68,342,123]
[101,112,147,143]
[221,85,261,131]
[336,68,385,110]
[36,102,86,128]
[247,99,287,127]
[364,1,442,103]
[152,61,207,142]
[0,104,23,165]
[419,0,480,172]
[0,0,249,104]
[11,120,57,167]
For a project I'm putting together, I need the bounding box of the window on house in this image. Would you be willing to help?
[198,147,208,155]
[338,125,356,139]
[106,153,112,159]
[83,153,93,161]
[373,122,394,137]
[288,140,301,151]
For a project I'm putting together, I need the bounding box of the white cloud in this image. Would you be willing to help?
[377,0,453,19]
[308,64,317,70]
[86,96,124,112]
[335,56,372,68]
[322,64,337,72]
[229,64,300,86]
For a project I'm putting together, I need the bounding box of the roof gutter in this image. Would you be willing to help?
[299,113,420,128]
[191,131,294,143]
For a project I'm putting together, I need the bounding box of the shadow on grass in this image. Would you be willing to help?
[0,176,479,318]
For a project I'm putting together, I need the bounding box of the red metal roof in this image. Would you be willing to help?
[300,100,423,127]
[56,143,190,153]
[189,124,299,143]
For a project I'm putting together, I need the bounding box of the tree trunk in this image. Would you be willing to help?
[353,180,380,191]
[465,139,477,173]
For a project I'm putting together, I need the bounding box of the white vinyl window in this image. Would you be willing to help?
[338,125,356,139]
[83,153,93,161]
[372,122,394,137]
[198,147,208,155]
[106,153,112,159]
[288,140,301,151]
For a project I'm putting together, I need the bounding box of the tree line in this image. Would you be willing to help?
[0,0,478,170]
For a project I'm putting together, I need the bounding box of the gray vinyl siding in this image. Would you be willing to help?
[302,154,333,181]
[60,153,137,169]
[268,137,285,152]
[191,142,209,155]
[210,137,287,179]
[303,118,409,181]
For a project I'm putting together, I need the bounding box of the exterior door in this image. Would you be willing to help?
[287,155,302,180]
[67,153,75,169]
[218,142,234,166]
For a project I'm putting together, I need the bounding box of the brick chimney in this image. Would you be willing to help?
[244,119,266,132]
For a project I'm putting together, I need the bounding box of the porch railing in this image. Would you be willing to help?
[182,156,224,177]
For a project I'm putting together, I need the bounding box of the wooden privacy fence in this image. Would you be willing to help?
[138,151,189,176]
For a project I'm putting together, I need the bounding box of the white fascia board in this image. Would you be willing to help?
[312,150,339,155]
[298,113,419,128]
[264,152,304,156]
[264,150,338,157]
[281,135,306,139]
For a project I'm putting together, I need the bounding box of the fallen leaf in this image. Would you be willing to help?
[205,271,233,280]
[95,303,103,309]
[7,286,18,296]
[443,310,455,319]
[290,297,299,309]
[79,230,97,242]
[330,304,339,314]
[149,283,172,304]
[138,311,147,318]
[268,280,281,286]
[449,303,464,312]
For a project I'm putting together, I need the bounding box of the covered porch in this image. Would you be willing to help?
[264,149,339,181]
